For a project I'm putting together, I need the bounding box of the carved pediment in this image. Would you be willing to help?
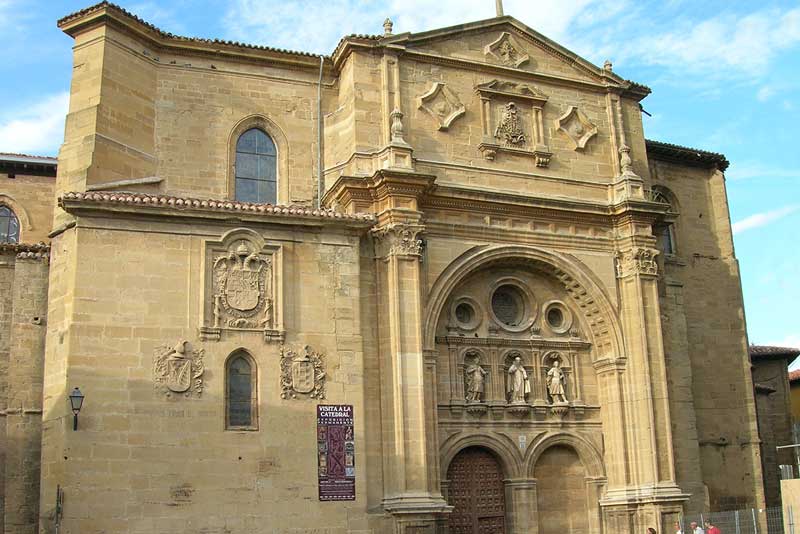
[475,79,548,105]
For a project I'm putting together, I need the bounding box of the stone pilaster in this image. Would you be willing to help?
[505,479,536,534]
[4,250,49,534]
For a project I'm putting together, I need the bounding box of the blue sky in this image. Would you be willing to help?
[0,0,798,357]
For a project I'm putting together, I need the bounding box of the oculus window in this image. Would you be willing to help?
[235,128,277,204]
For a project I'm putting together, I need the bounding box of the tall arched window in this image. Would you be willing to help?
[225,351,257,430]
[235,128,277,204]
[0,205,20,243]
[652,186,677,255]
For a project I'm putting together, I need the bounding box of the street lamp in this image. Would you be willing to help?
[68,387,84,431]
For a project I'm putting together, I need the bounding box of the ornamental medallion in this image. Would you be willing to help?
[214,241,268,315]
[153,340,205,397]
[280,345,326,399]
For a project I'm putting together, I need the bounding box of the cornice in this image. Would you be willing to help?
[59,192,375,229]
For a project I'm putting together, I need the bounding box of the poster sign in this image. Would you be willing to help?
[317,404,355,501]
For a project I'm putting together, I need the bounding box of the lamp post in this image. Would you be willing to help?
[68,387,84,431]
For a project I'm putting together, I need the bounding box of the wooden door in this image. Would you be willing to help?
[447,447,506,534]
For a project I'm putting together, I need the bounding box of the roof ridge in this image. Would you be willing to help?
[0,152,58,160]
[645,138,729,171]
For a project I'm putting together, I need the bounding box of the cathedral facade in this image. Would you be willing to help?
[0,3,765,534]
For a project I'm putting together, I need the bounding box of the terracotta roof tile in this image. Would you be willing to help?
[59,2,323,58]
[789,370,800,383]
[645,139,730,172]
[750,345,800,359]
[60,191,375,223]
[0,152,57,161]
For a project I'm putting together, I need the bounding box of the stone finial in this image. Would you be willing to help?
[604,59,613,72]
[383,18,393,36]
[390,108,406,144]
[619,144,635,176]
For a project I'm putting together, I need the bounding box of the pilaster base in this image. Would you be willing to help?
[383,495,452,534]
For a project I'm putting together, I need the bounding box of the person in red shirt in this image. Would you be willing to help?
[705,520,721,534]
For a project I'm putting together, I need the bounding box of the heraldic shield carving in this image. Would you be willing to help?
[200,230,283,343]
[153,340,205,397]
[280,345,326,400]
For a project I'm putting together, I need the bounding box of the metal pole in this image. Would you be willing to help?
[752,508,758,534]
[790,505,795,534]
[495,0,504,16]
[736,510,741,534]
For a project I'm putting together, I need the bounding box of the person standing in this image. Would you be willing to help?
[690,521,705,534]
[704,520,721,534]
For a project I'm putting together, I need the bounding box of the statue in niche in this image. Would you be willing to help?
[464,357,488,403]
[507,356,530,404]
[547,358,567,404]
[495,102,526,146]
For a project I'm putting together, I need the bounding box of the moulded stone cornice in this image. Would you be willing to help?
[435,336,591,350]
[324,170,437,214]
[59,192,375,229]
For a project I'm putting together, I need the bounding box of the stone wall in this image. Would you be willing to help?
[0,171,55,244]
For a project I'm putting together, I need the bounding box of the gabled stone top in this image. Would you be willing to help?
[59,192,376,225]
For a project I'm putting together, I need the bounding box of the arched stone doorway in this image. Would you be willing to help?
[447,446,507,534]
[534,445,589,534]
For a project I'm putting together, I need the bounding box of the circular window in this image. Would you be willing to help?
[491,285,525,327]
[450,297,482,331]
[543,301,572,334]
[455,302,474,324]
[547,307,564,328]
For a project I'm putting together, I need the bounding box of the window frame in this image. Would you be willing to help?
[234,128,277,205]
[224,350,259,431]
[228,115,288,206]
[0,204,20,244]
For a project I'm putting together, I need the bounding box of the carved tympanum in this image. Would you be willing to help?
[280,345,326,399]
[418,82,466,131]
[153,340,204,397]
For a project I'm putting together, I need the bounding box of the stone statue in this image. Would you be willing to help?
[465,362,487,402]
[547,358,567,403]
[507,356,530,403]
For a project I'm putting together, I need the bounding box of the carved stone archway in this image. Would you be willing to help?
[422,244,625,360]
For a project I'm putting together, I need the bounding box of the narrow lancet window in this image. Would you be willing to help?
[235,128,277,204]
[226,352,257,430]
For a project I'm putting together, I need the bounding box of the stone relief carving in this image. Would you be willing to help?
[200,231,283,343]
[555,106,598,150]
[546,357,567,404]
[507,355,530,404]
[464,352,488,403]
[484,32,530,68]
[153,340,205,397]
[615,247,659,278]
[372,223,424,258]
[280,345,326,400]
[495,102,526,146]
[475,80,551,166]
[418,82,466,131]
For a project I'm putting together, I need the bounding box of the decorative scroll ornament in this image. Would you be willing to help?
[418,82,466,131]
[484,32,530,68]
[555,106,598,150]
[495,102,526,146]
[372,223,424,258]
[615,247,659,278]
[280,345,326,400]
[153,340,204,397]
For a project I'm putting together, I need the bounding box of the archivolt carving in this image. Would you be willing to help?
[423,245,623,360]
[440,432,524,479]
[524,431,605,478]
[418,82,466,131]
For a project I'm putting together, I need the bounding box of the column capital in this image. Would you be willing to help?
[615,247,659,279]
[372,222,425,259]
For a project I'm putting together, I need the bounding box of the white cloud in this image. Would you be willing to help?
[0,92,69,156]
[726,162,799,181]
[757,86,776,101]
[732,205,800,235]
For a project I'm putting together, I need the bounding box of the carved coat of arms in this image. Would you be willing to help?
[495,101,526,146]
[212,241,272,329]
[153,340,205,397]
[280,345,326,399]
